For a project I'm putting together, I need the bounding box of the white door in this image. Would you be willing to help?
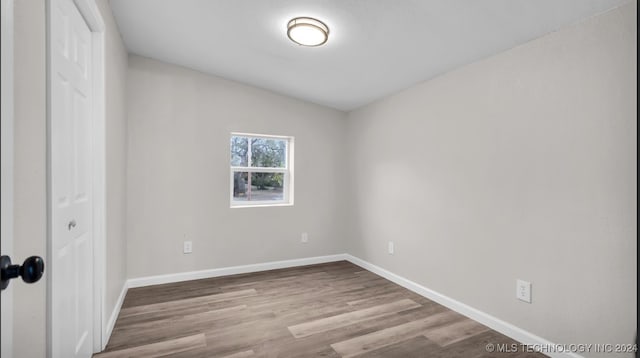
[50,0,94,356]
[1,1,15,357]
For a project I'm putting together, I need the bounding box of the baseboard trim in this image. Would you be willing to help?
[344,254,581,358]
[126,254,348,289]
[103,281,128,350]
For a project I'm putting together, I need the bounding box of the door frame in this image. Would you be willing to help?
[1,0,15,357]
[46,0,106,354]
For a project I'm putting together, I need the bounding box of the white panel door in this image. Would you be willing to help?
[50,0,94,356]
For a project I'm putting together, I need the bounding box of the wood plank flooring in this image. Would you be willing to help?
[95,261,545,358]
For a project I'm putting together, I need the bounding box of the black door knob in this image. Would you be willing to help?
[0,255,45,290]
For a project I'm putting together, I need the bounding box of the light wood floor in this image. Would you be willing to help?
[95,261,545,357]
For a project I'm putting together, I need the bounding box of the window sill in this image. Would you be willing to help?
[230,202,294,209]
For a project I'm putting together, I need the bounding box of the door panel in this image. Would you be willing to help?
[50,0,93,356]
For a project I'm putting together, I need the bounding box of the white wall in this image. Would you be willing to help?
[126,55,348,279]
[346,3,637,356]
[96,0,128,335]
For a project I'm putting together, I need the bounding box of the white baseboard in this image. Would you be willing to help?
[126,254,348,288]
[103,281,128,350]
[344,254,582,358]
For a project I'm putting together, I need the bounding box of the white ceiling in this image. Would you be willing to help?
[110,0,629,111]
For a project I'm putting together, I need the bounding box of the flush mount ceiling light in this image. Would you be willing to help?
[287,17,329,47]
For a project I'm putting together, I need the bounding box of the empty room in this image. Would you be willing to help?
[0,0,636,357]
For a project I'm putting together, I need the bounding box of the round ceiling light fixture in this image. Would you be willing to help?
[287,17,329,47]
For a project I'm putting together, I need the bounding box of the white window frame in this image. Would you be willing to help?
[230,132,294,208]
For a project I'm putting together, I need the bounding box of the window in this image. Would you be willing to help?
[230,133,294,207]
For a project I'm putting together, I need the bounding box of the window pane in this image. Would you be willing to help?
[233,171,249,200]
[232,171,284,202]
[249,172,284,201]
[251,138,286,168]
[231,136,248,166]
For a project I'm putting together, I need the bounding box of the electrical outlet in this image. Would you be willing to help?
[301,232,308,243]
[516,279,531,303]
[388,241,394,255]
[183,241,193,254]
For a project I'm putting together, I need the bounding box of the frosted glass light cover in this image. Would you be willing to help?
[287,17,329,47]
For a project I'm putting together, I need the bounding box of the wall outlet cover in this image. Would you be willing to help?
[388,241,394,255]
[301,232,308,243]
[516,279,532,303]
[183,241,193,254]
